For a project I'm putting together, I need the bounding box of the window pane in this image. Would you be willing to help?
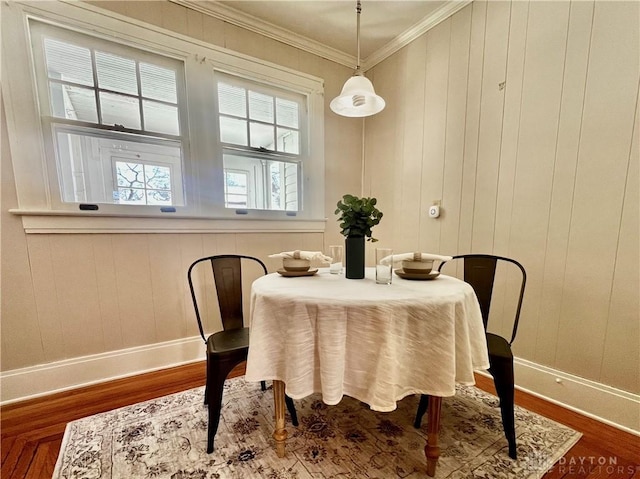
[100,92,141,129]
[249,91,273,123]
[144,164,171,190]
[143,100,179,135]
[276,98,298,128]
[220,116,247,145]
[116,161,172,205]
[118,187,145,204]
[218,82,246,117]
[95,51,137,95]
[116,162,144,187]
[49,83,98,122]
[277,128,299,154]
[250,122,274,149]
[140,63,177,103]
[146,189,172,205]
[53,125,183,206]
[223,152,298,211]
[44,38,93,86]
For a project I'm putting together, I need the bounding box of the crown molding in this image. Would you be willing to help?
[171,0,355,69]
[171,0,472,72]
[362,0,472,70]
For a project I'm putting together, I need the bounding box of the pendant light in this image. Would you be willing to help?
[330,0,385,117]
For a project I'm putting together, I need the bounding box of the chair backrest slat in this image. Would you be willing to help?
[187,254,267,342]
[211,256,244,331]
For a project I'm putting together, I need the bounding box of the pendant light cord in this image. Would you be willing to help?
[356,0,362,74]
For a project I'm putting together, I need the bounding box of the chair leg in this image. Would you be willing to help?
[490,360,517,459]
[414,394,429,429]
[285,395,298,426]
[204,355,209,405]
[205,359,239,453]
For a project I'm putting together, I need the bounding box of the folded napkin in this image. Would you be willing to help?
[268,250,332,263]
[380,252,453,265]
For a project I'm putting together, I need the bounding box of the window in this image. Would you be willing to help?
[217,74,304,212]
[30,21,187,208]
[2,1,325,232]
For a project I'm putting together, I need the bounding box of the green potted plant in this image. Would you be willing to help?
[335,194,383,279]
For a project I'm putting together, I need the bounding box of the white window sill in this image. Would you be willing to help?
[10,209,327,234]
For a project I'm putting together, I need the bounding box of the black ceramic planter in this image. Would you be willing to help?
[345,236,365,279]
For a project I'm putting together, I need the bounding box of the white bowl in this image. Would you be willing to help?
[283,258,311,272]
[401,259,434,275]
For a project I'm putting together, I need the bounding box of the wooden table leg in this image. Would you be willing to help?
[424,395,442,477]
[272,380,287,457]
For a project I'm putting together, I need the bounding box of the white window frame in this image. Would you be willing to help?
[2,1,325,233]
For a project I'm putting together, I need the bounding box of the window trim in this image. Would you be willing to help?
[2,0,326,233]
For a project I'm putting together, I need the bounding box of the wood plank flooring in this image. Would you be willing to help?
[1,362,638,478]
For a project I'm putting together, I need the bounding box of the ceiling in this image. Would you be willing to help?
[174,1,470,69]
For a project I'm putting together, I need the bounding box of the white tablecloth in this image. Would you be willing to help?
[245,268,489,412]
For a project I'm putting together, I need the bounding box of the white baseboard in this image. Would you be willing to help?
[478,357,640,436]
[2,341,639,437]
[0,336,204,405]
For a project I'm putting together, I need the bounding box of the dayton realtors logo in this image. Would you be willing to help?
[523,452,638,476]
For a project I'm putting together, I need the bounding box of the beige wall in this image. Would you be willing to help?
[1,0,638,400]
[0,1,362,371]
[364,0,639,394]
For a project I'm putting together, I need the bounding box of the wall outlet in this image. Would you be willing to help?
[428,205,440,218]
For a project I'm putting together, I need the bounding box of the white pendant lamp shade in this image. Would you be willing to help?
[330,0,385,118]
[330,74,385,117]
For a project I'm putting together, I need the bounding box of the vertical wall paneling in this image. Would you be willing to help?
[600,95,639,392]
[363,0,639,393]
[535,1,595,366]
[506,1,571,358]
[111,235,156,348]
[0,112,43,369]
[491,0,529,256]
[555,1,640,379]
[396,36,427,253]
[3,0,640,401]
[91,235,124,352]
[161,2,188,36]
[486,0,529,339]
[419,20,451,252]
[363,53,402,256]
[457,1,487,256]
[439,7,472,255]
[186,6,204,41]
[470,0,511,254]
[201,12,225,47]
[148,234,187,342]
[26,235,67,362]
[180,234,208,339]
[49,235,105,356]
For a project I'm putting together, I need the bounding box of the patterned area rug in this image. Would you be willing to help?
[53,377,581,478]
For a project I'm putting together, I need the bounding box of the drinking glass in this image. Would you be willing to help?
[329,245,343,275]
[375,248,393,284]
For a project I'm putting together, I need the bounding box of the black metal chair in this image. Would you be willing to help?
[413,254,526,459]
[187,254,298,453]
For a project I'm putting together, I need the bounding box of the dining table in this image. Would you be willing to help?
[245,266,490,476]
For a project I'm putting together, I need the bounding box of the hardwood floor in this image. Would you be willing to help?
[1,362,638,478]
